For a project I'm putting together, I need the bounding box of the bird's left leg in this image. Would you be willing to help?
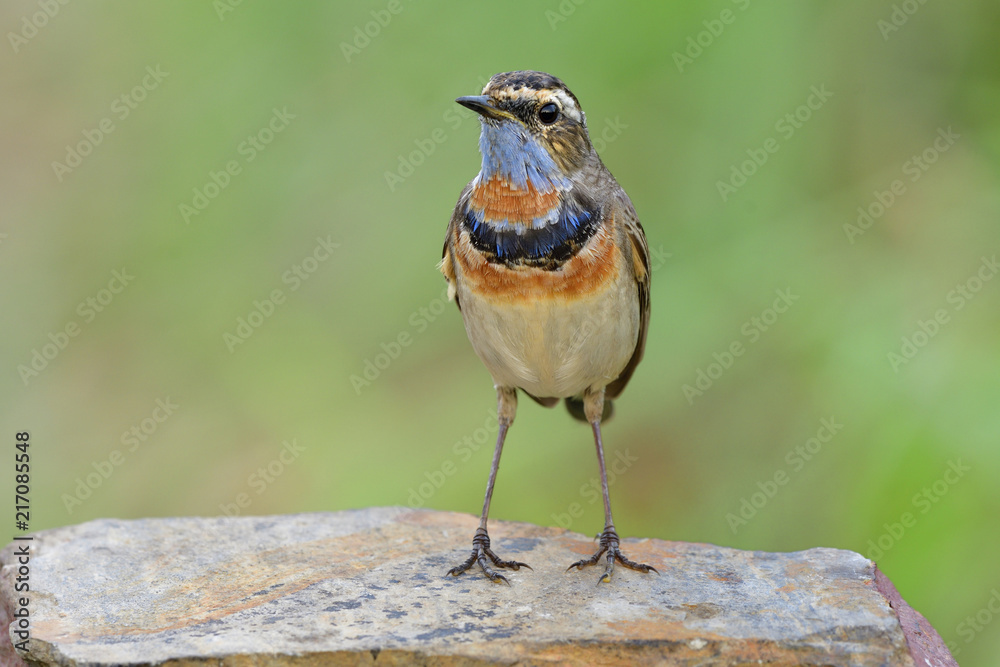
[566,386,658,584]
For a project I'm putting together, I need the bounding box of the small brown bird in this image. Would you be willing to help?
[440,71,654,584]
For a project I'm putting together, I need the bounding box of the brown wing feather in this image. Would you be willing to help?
[439,183,474,310]
[605,196,650,400]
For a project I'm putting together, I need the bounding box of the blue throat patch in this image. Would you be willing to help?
[463,121,598,267]
[478,121,570,193]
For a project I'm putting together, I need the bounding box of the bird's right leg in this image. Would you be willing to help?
[447,386,531,584]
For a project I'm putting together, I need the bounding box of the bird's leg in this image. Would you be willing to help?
[447,387,531,584]
[566,387,658,584]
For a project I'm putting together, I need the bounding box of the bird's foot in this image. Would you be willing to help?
[566,525,659,584]
[446,527,532,585]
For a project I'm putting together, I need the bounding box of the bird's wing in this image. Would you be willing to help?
[438,183,474,310]
[605,195,650,400]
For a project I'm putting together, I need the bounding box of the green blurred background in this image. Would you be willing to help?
[2,1,998,661]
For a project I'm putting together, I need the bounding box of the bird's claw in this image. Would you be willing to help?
[447,527,531,584]
[566,527,658,585]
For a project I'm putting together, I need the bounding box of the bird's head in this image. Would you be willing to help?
[457,71,595,191]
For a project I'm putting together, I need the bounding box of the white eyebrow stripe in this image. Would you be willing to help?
[550,90,582,122]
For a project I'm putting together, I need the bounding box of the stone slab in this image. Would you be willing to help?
[0,507,956,666]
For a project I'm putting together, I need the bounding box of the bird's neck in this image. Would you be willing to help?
[463,130,598,268]
[469,123,570,230]
[477,122,570,194]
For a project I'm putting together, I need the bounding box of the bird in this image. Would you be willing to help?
[439,71,654,585]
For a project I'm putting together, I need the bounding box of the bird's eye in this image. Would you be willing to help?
[538,103,559,124]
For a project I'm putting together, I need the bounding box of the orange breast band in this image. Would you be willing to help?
[469,176,561,225]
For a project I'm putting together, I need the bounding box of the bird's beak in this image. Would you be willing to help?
[456,95,516,122]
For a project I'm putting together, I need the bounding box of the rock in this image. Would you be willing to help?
[1,507,955,666]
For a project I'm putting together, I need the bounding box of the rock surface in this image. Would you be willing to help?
[1,507,955,666]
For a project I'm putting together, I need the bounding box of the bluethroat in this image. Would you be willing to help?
[440,71,653,585]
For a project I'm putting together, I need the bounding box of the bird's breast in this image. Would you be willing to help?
[450,218,639,398]
[452,217,618,302]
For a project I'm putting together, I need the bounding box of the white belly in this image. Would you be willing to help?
[456,278,639,399]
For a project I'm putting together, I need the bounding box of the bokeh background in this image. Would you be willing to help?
[2,1,998,661]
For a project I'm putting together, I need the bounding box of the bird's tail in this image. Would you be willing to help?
[565,396,614,423]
